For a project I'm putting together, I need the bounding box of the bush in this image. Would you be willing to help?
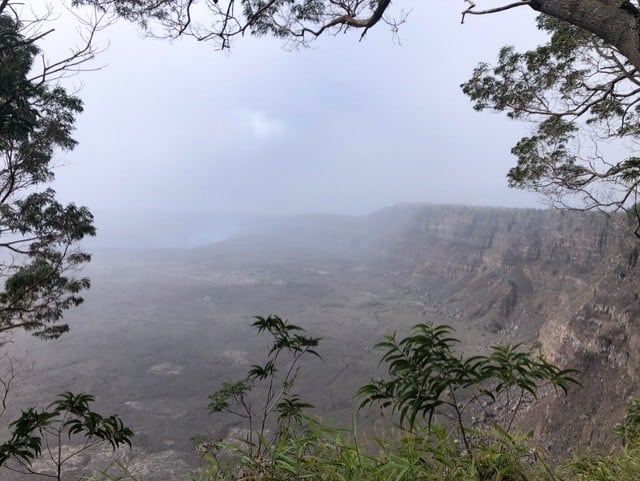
[195,319,583,481]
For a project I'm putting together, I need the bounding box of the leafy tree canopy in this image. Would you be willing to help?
[462,11,640,234]
[0,2,100,338]
[73,0,400,49]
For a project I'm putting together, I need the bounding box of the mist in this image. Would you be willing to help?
[45,0,546,227]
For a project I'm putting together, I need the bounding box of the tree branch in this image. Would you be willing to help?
[461,1,531,24]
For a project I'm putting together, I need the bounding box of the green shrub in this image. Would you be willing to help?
[358,322,580,454]
[195,319,583,481]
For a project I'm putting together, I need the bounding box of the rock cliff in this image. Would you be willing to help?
[380,204,640,454]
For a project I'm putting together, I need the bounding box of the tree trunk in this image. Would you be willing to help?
[531,0,640,69]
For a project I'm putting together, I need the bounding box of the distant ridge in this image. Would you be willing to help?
[86,203,551,249]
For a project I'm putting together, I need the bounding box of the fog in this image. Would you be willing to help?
[38,0,549,238]
[5,204,518,479]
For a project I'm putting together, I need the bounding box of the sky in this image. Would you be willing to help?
[38,1,548,222]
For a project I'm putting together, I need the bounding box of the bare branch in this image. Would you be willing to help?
[461,0,531,24]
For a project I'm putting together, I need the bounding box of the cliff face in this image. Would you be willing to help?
[382,204,640,454]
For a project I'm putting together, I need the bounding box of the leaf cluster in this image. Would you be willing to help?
[0,391,133,469]
[358,322,580,453]
[462,14,640,221]
[0,7,95,338]
[73,0,398,49]
[205,315,321,458]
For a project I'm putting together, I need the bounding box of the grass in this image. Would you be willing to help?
[189,418,640,481]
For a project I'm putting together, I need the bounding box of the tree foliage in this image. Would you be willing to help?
[195,320,581,481]
[462,13,640,233]
[358,322,580,454]
[0,2,101,338]
[74,0,407,49]
[202,315,321,460]
[0,4,131,478]
[0,391,133,479]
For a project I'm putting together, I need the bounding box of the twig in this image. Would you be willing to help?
[461,0,531,24]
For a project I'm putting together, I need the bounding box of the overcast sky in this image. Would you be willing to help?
[41,1,548,220]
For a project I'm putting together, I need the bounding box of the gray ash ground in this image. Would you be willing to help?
[1,243,493,480]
